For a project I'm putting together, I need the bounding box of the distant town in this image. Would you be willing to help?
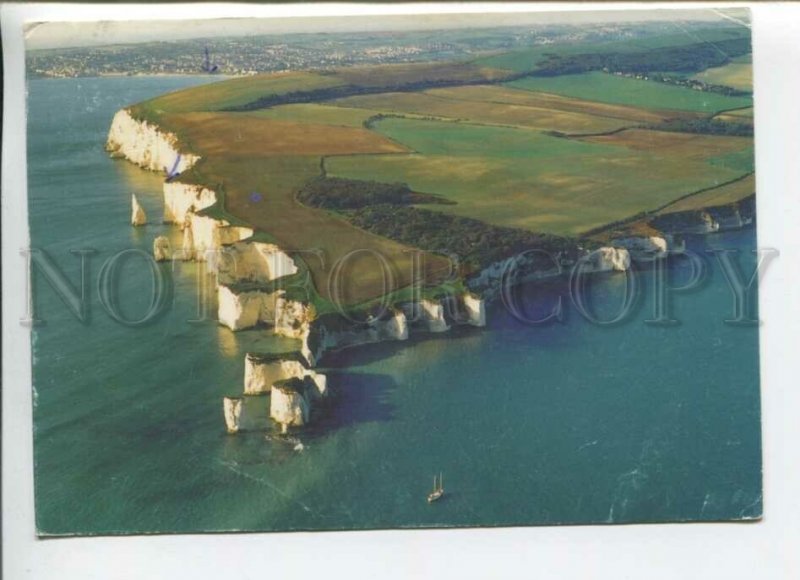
[26,22,713,78]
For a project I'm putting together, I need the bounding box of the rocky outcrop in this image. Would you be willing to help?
[401,299,450,333]
[224,353,328,434]
[274,297,314,340]
[216,241,298,286]
[460,292,486,327]
[579,247,631,272]
[707,205,754,231]
[243,352,326,398]
[223,397,243,434]
[270,378,311,433]
[217,284,280,331]
[467,253,563,301]
[222,396,270,434]
[131,194,147,226]
[650,210,720,235]
[302,309,409,367]
[153,236,171,262]
[181,213,254,262]
[106,109,199,173]
[106,111,252,264]
[163,182,218,225]
[611,236,668,260]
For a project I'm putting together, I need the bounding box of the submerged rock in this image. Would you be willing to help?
[153,236,171,262]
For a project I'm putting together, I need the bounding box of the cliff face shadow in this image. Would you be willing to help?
[303,371,397,439]
[319,324,481,369]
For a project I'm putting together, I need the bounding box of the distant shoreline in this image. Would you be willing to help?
[28,72,240,80]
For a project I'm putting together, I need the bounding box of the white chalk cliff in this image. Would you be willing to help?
[612,236,668,259]
[163,182,218,225]
[243,353,326,399]
[301,308,409,368]
[461,292,487,327]
[216,241,298,287]
[181,213,254,263]
[270,381,310,433]
[401,299,450,333]
[217,285,280,331]
[222,396,271,434]
[223,397,243,434]
[467,253,562,301]
[107,109,199,173]
[110,107,497,435]
[580,247,631,273]
[222,353,328,434]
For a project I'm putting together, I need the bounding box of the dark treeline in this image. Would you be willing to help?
[220,37,751,112]
[297,176,452,210]
[345,204,583,272]
[646,72,750,96]
[221,73,525,112]
[533,37,751,77]
[646,118,753,136]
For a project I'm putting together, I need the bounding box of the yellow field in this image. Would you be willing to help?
[424,85,679,124]
[332,61,510,87]
[690,62,753,92]
[715,107,754,126]
[657,173,755,214]
[134,59,755,303]
[330,91,634,134]
[580,129,753,161]
[191,155,452,304]
[165,113,408,157]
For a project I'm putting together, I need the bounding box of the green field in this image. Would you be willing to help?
[507,72,753,114]
[475,27,750,73]
[326,118,752,235]
[245,103,380,127]
[656,173,755,214]
[368,116,609,158]
[330,91,635,134]
[131,72,347,121]
[128,29,756,302]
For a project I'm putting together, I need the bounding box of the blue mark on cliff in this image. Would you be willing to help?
[164,154,181,182]
[250,192,263,203]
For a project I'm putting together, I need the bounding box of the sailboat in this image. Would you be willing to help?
[427,472,444,503]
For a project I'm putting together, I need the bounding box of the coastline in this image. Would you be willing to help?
[106,104,756,434]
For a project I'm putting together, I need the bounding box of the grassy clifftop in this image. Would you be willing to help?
[123,27,755,305]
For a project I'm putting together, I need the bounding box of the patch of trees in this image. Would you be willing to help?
[297,177,452,210]
[344,204,582,272]
[533,37,751,77]
[646,73,750,96]
[648,118,753,136]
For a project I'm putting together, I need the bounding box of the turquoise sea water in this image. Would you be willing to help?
[28,77,762,535]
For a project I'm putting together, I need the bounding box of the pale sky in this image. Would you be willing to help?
[25,8,749,51]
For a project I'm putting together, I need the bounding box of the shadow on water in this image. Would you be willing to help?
[303,371,397,439]
[319,324,482,369]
